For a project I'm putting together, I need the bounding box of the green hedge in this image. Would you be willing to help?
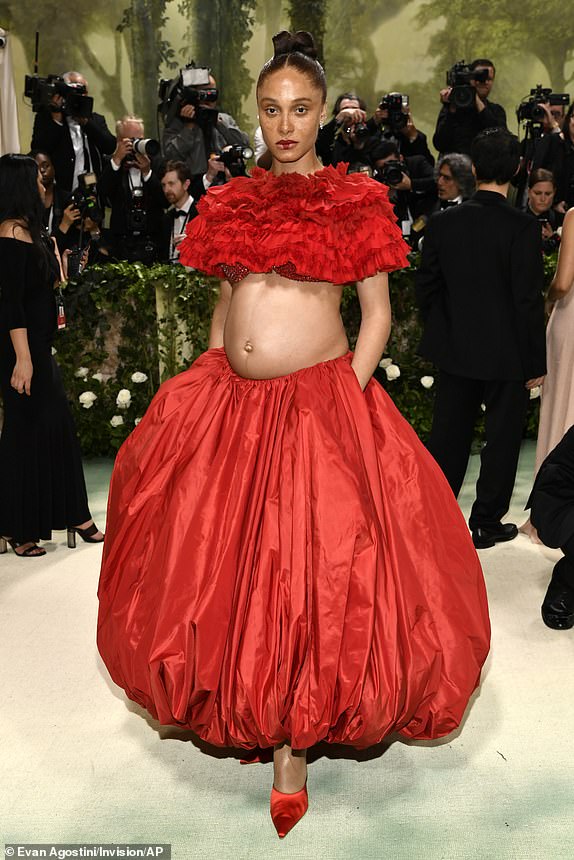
[44,252,556,457]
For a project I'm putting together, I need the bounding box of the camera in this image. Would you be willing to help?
[0,32,7,49]
[70,172,102,221]
[158,64,219,130]
[217,145,254,177]
[379,160,405,186]
[516,85,570,124]
[343,121,370,140]
[123,137,160,165]
[379,93,409,133]
[24,74,93,118]
[446,61,489,110]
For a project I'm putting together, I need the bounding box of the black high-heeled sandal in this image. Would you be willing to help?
[0,537,46,557]
[67,523,104,549]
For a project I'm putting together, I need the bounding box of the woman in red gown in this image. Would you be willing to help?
[97,31,490,838]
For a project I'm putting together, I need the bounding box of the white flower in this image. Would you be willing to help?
[530,386,541,400]
[420,375,434,389]
[51,346,57,355]
[379,357,393,369]
[92,372,105,383]
[385,363,401,381]
[79,391,97,409]
[134,417,142,426]
[110,415,124,427]
[75,366,89,379]
[116,388,132,409]
[131,371,148,384]
[480,403,486,412]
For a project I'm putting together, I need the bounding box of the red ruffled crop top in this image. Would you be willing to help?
[179,163,409,285]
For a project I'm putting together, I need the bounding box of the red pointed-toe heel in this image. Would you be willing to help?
[270,783,308,838]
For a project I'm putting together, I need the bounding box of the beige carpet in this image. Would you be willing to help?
[2,444,574,859]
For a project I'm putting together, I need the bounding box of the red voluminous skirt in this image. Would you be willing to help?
[97,348,490,749]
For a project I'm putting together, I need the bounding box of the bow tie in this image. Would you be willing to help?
[173,209,188,218]
[440,200,458,209]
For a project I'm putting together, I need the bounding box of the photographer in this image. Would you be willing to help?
[30,71,115,193]
[316,92,367,166]
[99,116,167,265]
[531,102,574,214]
[161,68,249,194]
[526,168,563,254]
[370,94,434,166]
[433,59,507,156]
[513,88,569,208]
[372,140,437,244]
[32,149,78,253]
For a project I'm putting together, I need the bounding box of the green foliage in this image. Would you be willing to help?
[45,248,556,458]
[286,0,327,66]
[416,0,574,100]
[54,262,217,456]
[180,0,257,130]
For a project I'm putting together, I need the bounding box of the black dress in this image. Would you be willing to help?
[0,237,90,541]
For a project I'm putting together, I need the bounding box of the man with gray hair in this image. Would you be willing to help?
[98,115,167,264]
[30,70,115,192]
[434,153,475,210]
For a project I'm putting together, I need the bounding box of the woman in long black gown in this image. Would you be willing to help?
[0,154,103,557]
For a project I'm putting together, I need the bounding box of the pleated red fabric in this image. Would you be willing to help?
[97,349,490,750]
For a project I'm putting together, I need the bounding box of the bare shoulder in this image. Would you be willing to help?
[562,208,574,232]
[0,220,32,242]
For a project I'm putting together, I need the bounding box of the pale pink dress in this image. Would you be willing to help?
[535,285,574,472]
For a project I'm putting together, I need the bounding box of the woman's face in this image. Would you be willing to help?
[528,180,554,214]
[568,112,574,142]
[257,66,326,172]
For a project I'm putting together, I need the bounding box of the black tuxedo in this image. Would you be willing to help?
[416,190,546,529]
[31,109,116,192]
[98,159,168,264]
[159,201,199,263]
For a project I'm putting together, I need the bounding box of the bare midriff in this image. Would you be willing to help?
[223,272,349,379]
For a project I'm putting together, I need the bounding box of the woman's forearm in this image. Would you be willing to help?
[9,328,32,362]
[208,281,232,349]
[351,312,390,390]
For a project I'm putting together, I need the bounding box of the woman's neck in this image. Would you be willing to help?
[271,152,324,177]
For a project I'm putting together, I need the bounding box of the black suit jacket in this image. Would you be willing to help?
[159,202,199,263]
[98,160,168,258]
[31,109,116,192]
[529,425,574,549]
[415,190,546,381]
[432,100,507,156]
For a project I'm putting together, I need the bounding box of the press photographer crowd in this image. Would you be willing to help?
[19,56,574,271]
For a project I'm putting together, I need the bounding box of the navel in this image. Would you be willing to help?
[243,340,254,353]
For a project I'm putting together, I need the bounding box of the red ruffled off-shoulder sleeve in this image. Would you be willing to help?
[179,163,409,284]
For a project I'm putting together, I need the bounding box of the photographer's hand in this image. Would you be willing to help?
[393,174,412,191]
[401,110,418,142]
[180,103,196,123]
[440,87,456,113]
[474,90,486,113]
[336,108,366,126]
[60,203,82,233]
[112,137,133,168]
[135,152,151,176]
[205,154,226,187]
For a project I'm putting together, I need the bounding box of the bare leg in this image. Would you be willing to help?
[273,742,307,793]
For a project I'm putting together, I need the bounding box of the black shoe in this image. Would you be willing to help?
[471,522,518,550]
[542,565,574,630]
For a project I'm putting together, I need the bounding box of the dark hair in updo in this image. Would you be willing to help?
[257,30,327,102]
